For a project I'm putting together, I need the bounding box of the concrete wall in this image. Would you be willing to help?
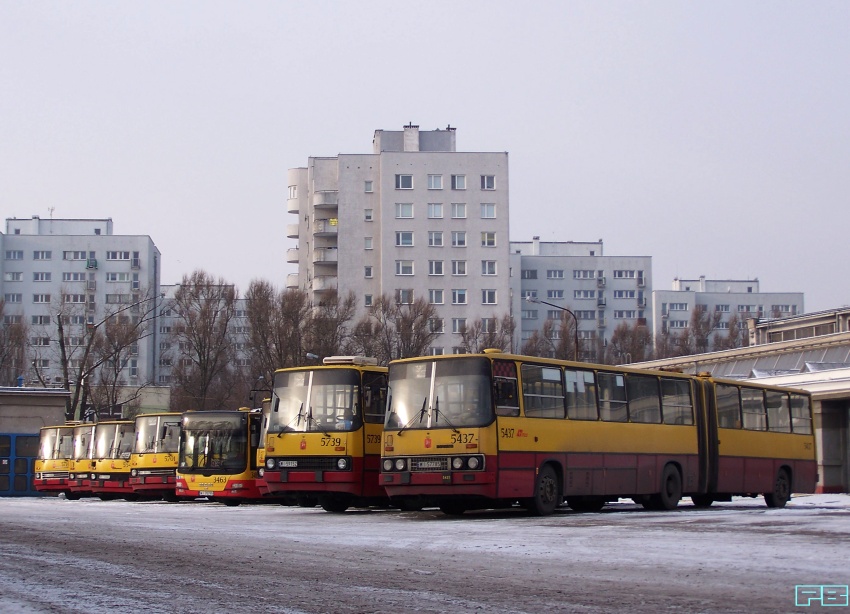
[0,388,69,433]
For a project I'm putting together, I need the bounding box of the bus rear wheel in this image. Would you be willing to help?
[320,497,350,513]
[439,502,467,516]
[691,494,714,508]
[644,464,682,511]
[764,468,791,508]
[525,464,561,516]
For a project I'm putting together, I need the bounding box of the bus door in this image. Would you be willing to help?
[698,379,719,493]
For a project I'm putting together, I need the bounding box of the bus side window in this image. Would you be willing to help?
[494,378,519,416]
[716,384,742,429]
[741,388,767,431]
[766,391,791,433]
[790,394,813,434]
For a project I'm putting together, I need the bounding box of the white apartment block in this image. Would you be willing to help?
[286,124,512,355]
[653,276,804,344]
[1,216,161,387]
[511,238,652,360]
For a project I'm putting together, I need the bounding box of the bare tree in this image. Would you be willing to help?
[604,320,652,364]
[714,313,744,351]
[307,290,357,361]
[168,270,240,411]
[689,305,722,354]
[348,295,439,364]
[245,280,311,383]
[0,301,28,386]
[519,315,573,360]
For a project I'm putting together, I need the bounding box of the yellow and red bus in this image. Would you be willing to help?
[129,412,182,500]
[380,351,817,515]
[67,422,97,499]
[259,356,389,512]
[175,408,263,506]
[33,424,76,497]
[87,420,136,500]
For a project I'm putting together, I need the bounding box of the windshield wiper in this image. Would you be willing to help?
[397,397,428,437]
[433,396,460,435]
[276,402,305,437]
[307,408,330,437]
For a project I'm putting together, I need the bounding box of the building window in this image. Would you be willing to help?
[482,290,497,304]
[32,337,51,347]
[395,174,413,189]
[481,260,497,275]
[107,251,131,260]
[429,318,445,334]
[106,273,131,282]
[480,175,495,190]
[521,290,537,300]
[452,318,467,334]
[481,232,496,247]
[365,237,373,250]
[5,250,24,260]
[395,203,413,218]
[613,270,636,278]
[32,315,50,325]
[428,175,443,190]
[522,309,538,320]
[669,303,688,311]
[573,270,595,279]
[614,310,637,319]
[364,209,373,222]
[429,289,444,304]
[395,260,414,276]
[364,181,373,193]
[33,272,51,282]
[715,304,730,313]
[33,294,51,304]
[429,347,444,356]
[451,203,467,219]
[451,175,466,190]
[547,290,564,300]
[669,320,688,329]
[33,251,52,260]
[397,289,414,304]
[547,270,564,279]
[480,203,496,219]
[574,290,596,299]
[62,272,86,281]
[4,272,22,282]
[429,260,444,276]
[428,203,443,219]
[452,289,467,305]
[63,251,87,261]
[451,231,467,247]
[106,294,131,304]
[364,266,373,278]
[395,231,414,247]
[364,294,373,307]
[614,290,636,299]
[452,260,467,276]
[63,294,85,304]
[428,231,444,247]
[547,310,563,321]
[5,293,22,303]
[521,269,537,280]
[288,185,297,199]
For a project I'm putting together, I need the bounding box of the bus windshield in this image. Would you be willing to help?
[178,413,248,474]
[73,426,95,461]
[386,357,494,430]
[38,428,59,460]
[134,415,181,454]
[269,369,363,434]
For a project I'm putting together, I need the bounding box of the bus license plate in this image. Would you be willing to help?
[199,490,214,496]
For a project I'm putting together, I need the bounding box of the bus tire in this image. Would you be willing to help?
[65,492,80,501]
[646,464,682,511]
[527,464,561,516]
[764,468,791,508]
[691,494,714,508]
[320,498,350,513]
[567,496,605,512]
[439,502,467,516]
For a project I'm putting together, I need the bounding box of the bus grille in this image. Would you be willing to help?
[409,456,449,472]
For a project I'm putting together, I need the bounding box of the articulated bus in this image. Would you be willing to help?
[67,422,98,499]
[175,408,263,506]
[259,356,389,512]
[88,420,137,500]
[33,424,76,497]
[380,351,817,516]
[129,413,182,500]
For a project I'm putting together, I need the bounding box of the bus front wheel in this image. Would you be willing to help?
[764,468,791,508]
[526,464,561,516]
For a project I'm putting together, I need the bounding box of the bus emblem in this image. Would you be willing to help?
[300,440,307,450]
[424,437,432,448]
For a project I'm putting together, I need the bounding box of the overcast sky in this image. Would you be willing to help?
[2,2,848,312]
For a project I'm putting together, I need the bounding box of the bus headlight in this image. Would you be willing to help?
[336,458,348,470]
[90,474,96,480]
[452,457,464,470]
[467,457,480,470]
[266,458,276,470]
[130,469,138,477]
[394,459,406,471]
[258,468,265,477]
[382,459,393,472]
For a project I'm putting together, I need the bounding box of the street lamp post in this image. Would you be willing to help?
[525,296,580,361]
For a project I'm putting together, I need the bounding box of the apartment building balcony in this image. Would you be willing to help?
[286,248,299,264]
[286,224,300,239]
[287,197,299,214]
[312,275,338,293]
[313,191,339,209]
[313,248,338,265]
[313,219,339,237]
[286,273,299,289]
[597,318,606,329]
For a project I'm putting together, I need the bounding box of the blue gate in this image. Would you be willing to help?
[0,433,41,497]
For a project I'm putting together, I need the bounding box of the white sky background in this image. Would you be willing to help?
[1,2,848,311]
